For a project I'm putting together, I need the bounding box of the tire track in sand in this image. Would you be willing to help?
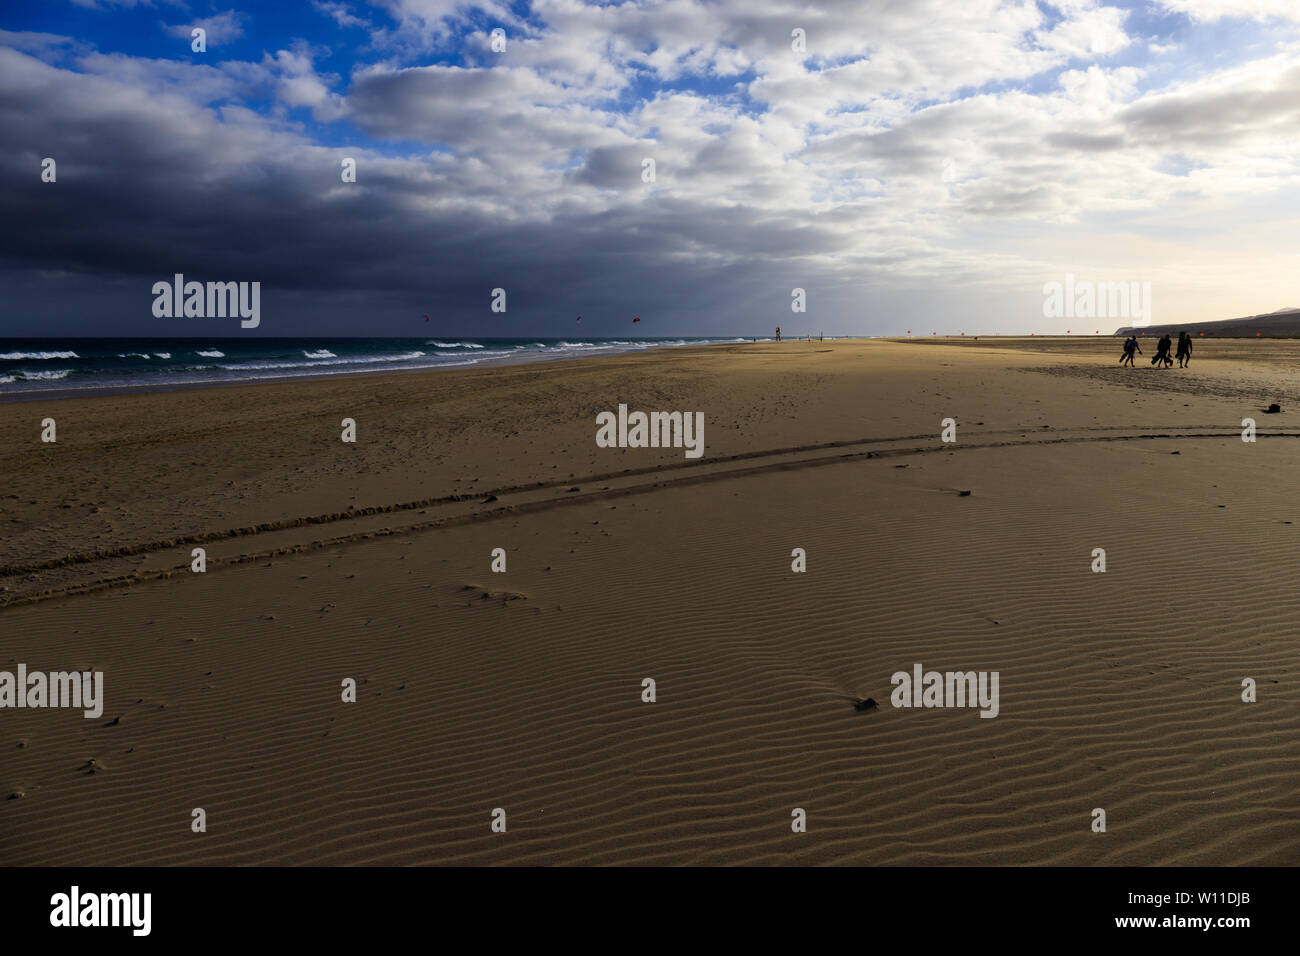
[2,425,1294,608]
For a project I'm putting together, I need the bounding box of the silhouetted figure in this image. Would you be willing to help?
[1176,331,1192,367]
[1120,336,1141,366]
[1153,334,1173,367]
[775,326,781,342]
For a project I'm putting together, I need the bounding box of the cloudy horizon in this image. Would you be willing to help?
[2,0,1299,337]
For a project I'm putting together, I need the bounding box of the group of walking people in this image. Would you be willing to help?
[1120,331,1192,368]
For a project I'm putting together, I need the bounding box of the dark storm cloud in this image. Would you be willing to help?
[0,44,858,336]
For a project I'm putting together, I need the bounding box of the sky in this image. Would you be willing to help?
[1,0,1298,337]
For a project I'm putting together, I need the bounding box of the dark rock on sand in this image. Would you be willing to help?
[854,698,879,712]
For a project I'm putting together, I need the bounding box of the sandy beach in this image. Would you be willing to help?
[2,338,1297,865]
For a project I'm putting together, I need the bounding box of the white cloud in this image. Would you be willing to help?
[1159,0,1300,23]
[162,11,246,47]
[5,2,1300,330]
[312,1,372,30]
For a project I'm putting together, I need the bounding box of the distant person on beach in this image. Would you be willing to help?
[1152,334,1173,367]
[1176,331,1192,367]
[775,326,781,342]
[1120,336,1140,366]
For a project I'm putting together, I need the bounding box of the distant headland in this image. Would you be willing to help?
[1115,307,1300,337]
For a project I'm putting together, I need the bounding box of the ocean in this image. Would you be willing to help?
[0,336,764,398]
